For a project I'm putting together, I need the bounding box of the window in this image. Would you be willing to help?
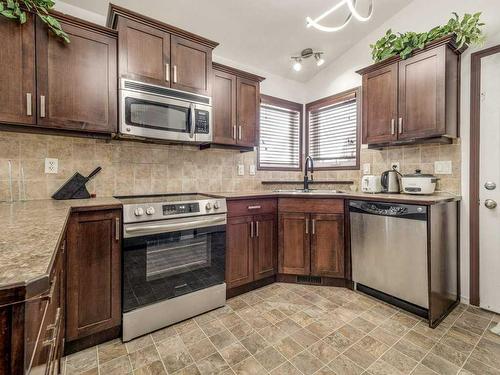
[258,95,303,170]
[306,88,360,170]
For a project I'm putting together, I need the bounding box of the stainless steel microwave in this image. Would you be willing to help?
[119,79,212,143]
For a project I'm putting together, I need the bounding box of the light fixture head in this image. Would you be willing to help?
[292,58,302,71]
[315,53,325,66]
[291,50,324,72]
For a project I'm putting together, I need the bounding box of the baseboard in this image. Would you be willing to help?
[64,326,121,356]
[226,276,276,298]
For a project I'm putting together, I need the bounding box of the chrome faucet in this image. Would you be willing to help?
[304,156,314,191]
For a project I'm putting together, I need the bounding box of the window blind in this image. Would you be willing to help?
[308,97,358,168]
[259,103,301,169]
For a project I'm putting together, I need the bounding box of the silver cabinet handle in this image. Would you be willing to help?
[398,117,403,134]
[255,221,259,237]
[115,217,120,241]
[189,103,195,139]
[26,93,32,116]
[238,125,242,140]
[247,205,261,210]
[391,119,395,135]
[233,125,237,140]
[250,221,254,238]
[305,218,309,234]
[40,95,46,118]
[312,219,316,235]
[484,181,496,190]
[485,199,497,209]
[165,63,170,82]
[173,65,178,83]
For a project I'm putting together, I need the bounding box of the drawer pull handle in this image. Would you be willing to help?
[255,221,259,237]
[26,93,32,116]
[40,95,46,118]
[305,218,309,234]
[250,221,254,238]
[312,219,316,235]
[247,205,261,210]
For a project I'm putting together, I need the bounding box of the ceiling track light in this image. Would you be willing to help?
[291,48,324,72]
[306,0,374,33]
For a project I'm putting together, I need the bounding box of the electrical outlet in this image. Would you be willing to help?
[434,160,452,174]
[391,162,400,172]
[249,164,256,176]
[45,158,58,174]
[363,163,371,175]
[237,164,245,176]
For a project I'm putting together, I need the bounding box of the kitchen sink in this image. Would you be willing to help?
[273,189,345,194]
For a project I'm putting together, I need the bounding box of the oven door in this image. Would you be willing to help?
[122,214,226,313]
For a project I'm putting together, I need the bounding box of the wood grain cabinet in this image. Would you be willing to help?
[212,63,264,147]
[108,4,217,96]
[66,209,121,349]
[226,199,277,290]
[358,36,462,147]
[278,199,345,279]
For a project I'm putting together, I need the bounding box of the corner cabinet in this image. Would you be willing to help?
[358,36,463,147]
[226,199,277,294]
[278,199,345,280]
[108,4,217,96]
[212,63,264,148]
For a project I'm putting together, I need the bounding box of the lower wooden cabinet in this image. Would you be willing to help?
[278,199,345,279]
[66,209,121,345]
[226,200,277,290]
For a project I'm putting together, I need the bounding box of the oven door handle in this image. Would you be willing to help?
[124,215,226,237]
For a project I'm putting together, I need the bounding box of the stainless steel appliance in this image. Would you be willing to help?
[117,193,227,341]
[350,200,429,316]
[361,175,382,193]
[119,79,212,143]
[401,169,438,195]
[381,169,401,193]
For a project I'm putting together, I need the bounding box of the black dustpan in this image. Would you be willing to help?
[52,167,102,200]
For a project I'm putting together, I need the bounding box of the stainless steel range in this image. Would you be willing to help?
[116,193,227,341]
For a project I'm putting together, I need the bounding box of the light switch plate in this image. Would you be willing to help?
[249,164,256,176]
[363,163,371,175]
[237,164,245,176]
[45,158,58,174]
[391,162,401,172]
[435,160,452,174]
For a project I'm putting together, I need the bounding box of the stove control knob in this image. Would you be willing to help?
[146,207,155,215]
[205,202,212,210]
[214,201,220,209]
[134,207,144,216]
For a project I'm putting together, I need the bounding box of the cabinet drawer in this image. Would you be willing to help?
[278,198,344,214]
[227,198,277,217]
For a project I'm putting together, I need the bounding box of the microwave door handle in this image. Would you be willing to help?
[189,103,195,139]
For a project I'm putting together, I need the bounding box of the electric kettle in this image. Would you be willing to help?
[381,168,401,193]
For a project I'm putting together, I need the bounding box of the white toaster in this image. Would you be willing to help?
[361,175,382,193]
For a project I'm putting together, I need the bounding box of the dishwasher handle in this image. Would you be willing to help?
[349,200,427,219]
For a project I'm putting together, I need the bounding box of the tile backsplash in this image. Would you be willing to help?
[0,131,461,201]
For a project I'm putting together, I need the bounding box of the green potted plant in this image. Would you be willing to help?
[0,0,69,42]
[370,12,485,62]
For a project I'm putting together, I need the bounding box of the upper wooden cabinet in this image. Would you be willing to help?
[0,16,36,126]
[212,63,264,147]
[36,16,118,134]
[357,36,462,147]
[108,4,217,96]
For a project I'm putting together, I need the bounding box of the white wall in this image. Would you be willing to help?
[304,0,500,303]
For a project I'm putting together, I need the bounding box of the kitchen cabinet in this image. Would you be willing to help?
[66,209,121,347]
[0,16,36,126]
[278,199,345,279]
[36,16,118,134]
[358,36,462,147]
[108,4,217,96]
[212,63,265,148]
[226,199,277,290]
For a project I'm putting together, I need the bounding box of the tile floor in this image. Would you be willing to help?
[63,283,500,375]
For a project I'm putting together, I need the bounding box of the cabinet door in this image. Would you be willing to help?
[66,210,121,341]
[116,17,170,86]
[236,77,259,147]
[310,214,345,278]
[36,20,118,133]
[213,69,237,145]
[398,46,446,140]
[0,16,35,126]
[278,213,310,275]
[226,216,254,288]
[362,63,398,144]
[253,214,277,280]
[171,35,212,95]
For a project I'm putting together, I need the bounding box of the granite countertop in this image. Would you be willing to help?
[0,197,121,292]
[212,190,461,205]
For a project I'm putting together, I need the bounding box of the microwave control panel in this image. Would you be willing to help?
[195,110,210,134]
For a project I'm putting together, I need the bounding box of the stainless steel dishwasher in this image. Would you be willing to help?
[349,200,429,317]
